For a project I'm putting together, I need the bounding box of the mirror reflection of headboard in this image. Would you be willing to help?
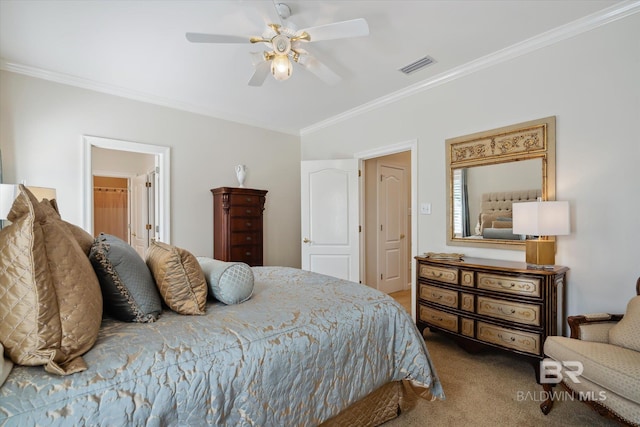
[446,116,556,250]
[476,189,541,240]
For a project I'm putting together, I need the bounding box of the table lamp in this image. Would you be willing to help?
[512,200,570,268]
[0,184,19,228]
[0,185,57,228]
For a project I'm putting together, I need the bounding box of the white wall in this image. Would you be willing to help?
[0,71,301,268]
[301,14,640,316]
[92,147,156,176]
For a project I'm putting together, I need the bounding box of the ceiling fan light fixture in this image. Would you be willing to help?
[271,54,292,81]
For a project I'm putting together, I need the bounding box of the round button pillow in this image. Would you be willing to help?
[197,257,254,305]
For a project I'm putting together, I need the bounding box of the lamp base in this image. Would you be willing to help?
[525,239,556,269]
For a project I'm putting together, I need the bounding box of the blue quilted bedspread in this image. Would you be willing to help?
[0,267,443,426]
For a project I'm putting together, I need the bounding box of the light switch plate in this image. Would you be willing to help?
[420,203,431,215]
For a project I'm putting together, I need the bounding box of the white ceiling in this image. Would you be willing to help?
[1,0,635,135]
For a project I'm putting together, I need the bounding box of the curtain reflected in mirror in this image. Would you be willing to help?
[452,169,470,237]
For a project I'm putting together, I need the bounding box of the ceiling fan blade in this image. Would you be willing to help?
[300,18,369,42]
[185,32,249,44]
[298,55,341,85]
[248,54,271,87]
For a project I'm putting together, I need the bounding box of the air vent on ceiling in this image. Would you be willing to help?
[399,56,436,75]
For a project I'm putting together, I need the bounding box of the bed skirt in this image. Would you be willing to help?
[321,379,430,426]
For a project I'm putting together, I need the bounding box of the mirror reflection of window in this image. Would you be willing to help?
[452,169,470,237]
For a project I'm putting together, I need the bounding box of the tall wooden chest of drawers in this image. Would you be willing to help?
[415,256,568,376]
[211,187,267,266]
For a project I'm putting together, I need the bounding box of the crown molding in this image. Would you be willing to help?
[301,0,640,136]
[0,60,300,136]
[1,1,637,138]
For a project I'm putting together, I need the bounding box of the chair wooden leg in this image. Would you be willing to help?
[540,383,555,415]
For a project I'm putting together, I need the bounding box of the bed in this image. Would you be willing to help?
[0,186,443,426]
[476,189,541,240]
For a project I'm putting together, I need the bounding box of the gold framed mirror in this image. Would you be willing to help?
[446,116,556,250]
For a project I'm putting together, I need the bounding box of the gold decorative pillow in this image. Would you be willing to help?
[146,241,208,315]
[480,212,512,232]
[491,220,513,229]
[0,185,102,375]
[47,199,94,255]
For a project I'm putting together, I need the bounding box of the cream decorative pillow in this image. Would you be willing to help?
[609,295,640,352]
[0,185,103,375]
[146,241,208,315]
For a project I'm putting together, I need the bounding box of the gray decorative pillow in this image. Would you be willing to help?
[89,233,162,322]
[197,257,254,305]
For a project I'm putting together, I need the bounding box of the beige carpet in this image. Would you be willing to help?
[385,330,619,427]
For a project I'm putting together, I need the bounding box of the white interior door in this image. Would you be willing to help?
[131,173,150,258]
[377,164,407,293]
[301,159,359,282]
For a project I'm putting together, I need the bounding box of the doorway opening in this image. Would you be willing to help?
[83,135,171,247]
[363,151,411,294]
[356,139,418,318]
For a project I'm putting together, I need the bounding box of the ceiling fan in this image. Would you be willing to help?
[185,2,369,86]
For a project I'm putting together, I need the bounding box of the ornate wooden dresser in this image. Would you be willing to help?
[211,187,267,266]
[415,256,568,378]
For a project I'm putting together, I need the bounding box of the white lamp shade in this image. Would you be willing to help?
[512,201,570,236]
[0,184,19,220]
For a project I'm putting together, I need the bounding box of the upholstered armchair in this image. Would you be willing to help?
[540,278,640,426]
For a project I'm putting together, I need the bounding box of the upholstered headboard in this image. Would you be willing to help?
[477,189,542,235]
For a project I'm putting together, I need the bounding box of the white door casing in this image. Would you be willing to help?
[83,135,170,243]
[131,173,150,258]
[301,159,359,282]
[377,164,407,293]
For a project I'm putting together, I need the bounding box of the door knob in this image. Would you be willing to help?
[131,232,137,237]
[303,238,311,243]
[400,234,405,239]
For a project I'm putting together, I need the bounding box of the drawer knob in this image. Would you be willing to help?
[245,251,252,256]
[499,307,517,315]
[246,197,251,202]
[246,209,252,214]
[246,236,252,241]
[246,222,252,227]
[498,333,516,343]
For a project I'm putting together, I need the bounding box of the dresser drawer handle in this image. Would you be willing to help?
[246,209,252,214]
[245,251,252,256]
[431,272,443,278]
[246,197,252,202]
[431,293,443,300]
[246,236,252,241]
[499,307,517,315]
[497,281,516,289]
[498,333,516,343]
[246,222,252,227]
[430,315,444,322]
